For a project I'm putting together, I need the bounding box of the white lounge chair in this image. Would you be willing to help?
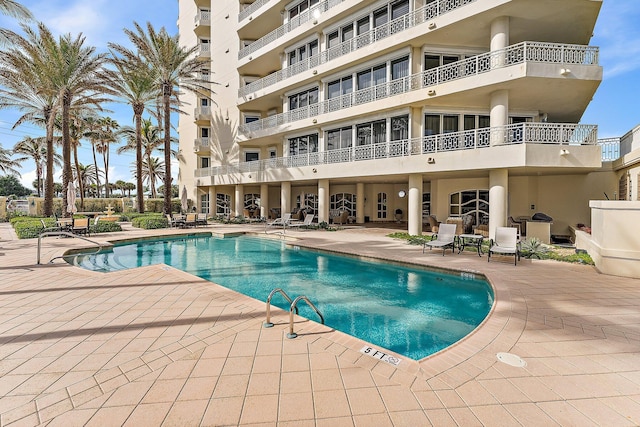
[423,223,457,255]
[288,214,314,230]
[488,226,521,265]
[265,213,291,230]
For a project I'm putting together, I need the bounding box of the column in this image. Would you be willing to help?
[356,183,365,224]
[234,184,244,217]
[490,89,509,145]
[489,169,508,240]
[408,174,423,236]
[490,16,510,52]
[208,185,216,215]
[281,181,291,214]
[260,184,269,219]
[318,179,329,223]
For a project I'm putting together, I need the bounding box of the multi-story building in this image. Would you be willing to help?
[178,0,606,239]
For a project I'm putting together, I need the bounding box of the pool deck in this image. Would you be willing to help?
[0,222,639,426]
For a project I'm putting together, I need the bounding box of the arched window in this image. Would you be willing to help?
[297,193,318,216]
[330,193,356,216]
[449,189,489,225]
[216,194,231,216]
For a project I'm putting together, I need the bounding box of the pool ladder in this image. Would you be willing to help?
[263,288,325,339]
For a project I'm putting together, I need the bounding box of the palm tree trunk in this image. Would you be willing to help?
[104,149,110,199]
[44,108,55,217]
[91,141,101,198]
[162,85,172,215]
[73,144,84,210]
[134,107,144,213]
[62,92,72,218]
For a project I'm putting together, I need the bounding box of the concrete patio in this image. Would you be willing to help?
[0,221,639,426]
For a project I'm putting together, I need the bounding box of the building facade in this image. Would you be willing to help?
[178,0,606,238]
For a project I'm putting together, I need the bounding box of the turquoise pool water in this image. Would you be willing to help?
[72,235,494,360]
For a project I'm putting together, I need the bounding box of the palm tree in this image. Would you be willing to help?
[116,22,209,214]
[81,115,103,197]
[0,1,33,46]
[96,117,119,198]
[45,29,112,216]
[72,163,98,198]
[0,146,23,176]
[124,182,136,197]
[135,156,164,199]
[115,179,126,196]
[13,136,62,196]
[104,54,158,213]
[0,24,60,216]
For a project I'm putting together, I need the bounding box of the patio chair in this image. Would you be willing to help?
[423,223,457,256]
[332,210,349,225]
[71,217,90,236]
[265,213,291,231]
[288,214,315,230]
[196,213,208,226]
[184,213,197,228]
[40,219,61,234]
[488,226,521,265]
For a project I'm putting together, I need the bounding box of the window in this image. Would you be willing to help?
[244,115,260,124]
[216,193,231,216]
[326,126,353,150]
[288,40,318,65]
[327,76,353,99]
[357,120,386,145]
[449,190,489,226]
[391,0,409,19]
[357,64,386,90]
[327,31,340,49]
[200,127,210,138]
[443,115,459,133]
[424,114,440,136]
[269,148,277,158]
[289,134,318,156]
[200,157,210,168]
[200,98,209,107]
[391,56,409,80]
[245,152,259,162]
[422,192,431,217]
[289,0,319,19]
[200,194,210,214]
[424,53,461,70]
[377,192,387,219]
[297,193,318,216]
[244,193,260,211]
[289,87,318,110]
[330,193,356,217]
[391,115,409,141]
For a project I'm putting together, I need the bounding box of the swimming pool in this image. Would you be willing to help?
[72,234,494,360]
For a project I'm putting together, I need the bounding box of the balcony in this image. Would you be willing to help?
[238,0,346,60]
[197,42,210,59]
[195,9,211,28]
[239,0,478,98]
[194,138,211,154]
[238,0,271,22]
[194,106,212,122]
[196,123,598,178]
[239,42,600,135]
[599,138,621,162]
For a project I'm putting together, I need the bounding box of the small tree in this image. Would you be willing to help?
[0,175,32,196]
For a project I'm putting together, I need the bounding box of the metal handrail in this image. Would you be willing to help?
[287,295,324,339]
[37,231,104,265]
[263,288,298,327]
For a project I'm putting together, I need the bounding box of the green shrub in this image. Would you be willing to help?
[132,215,168,229]
[90,221,122,234]
[14,219,49,239]
[520,238,550,259]
[128,212,164,221]
[547,250,594,265]
[10,215,40,225]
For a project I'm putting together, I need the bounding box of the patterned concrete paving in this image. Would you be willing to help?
[0,221,639,426]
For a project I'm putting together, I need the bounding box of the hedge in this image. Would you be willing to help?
[131,215,168,229]
[90,221,122,234]
[14,218,56,239]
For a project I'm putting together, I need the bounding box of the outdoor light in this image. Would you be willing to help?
[428,22,437,29]
[312,168,317,173]
[427,89,436,96]
[398,190,406,198]
[427,157,436,164]
[560,149,570,156]
[560,68,571,76]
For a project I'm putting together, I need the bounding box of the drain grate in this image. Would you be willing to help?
[496,352,527,367]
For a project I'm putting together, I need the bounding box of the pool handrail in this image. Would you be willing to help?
[37,231,104,265]
[287,295,325,339]
[263,288,298,328]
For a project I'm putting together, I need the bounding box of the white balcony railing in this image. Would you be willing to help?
[195,106,211,120]
[197,42,210,57]
[239,42,600,135]
[194,138,211,153]
[239,0,271,22]
[195,123,598,178]
[195,10,211,25]
[240,0,479,97]
[239,0,346,60]
[598,137,621,161]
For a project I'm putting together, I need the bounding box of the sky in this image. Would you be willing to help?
[1,0,640,190]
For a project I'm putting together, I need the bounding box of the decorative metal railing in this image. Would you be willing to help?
[194,123,598,178]
[240,0,479,97]
[598,137,620,161]
[195,10,211,24]
[239,0,271,22]
[239,0,345,59]
[197,43,210,57]
[239,42,599,134]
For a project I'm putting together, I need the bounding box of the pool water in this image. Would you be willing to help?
[72,235,494,360]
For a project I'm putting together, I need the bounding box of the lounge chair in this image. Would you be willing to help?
[196,213,208,226]
[265,213,291,231]
[184,213,197,228]
[71,217,90,236]
[288,214,314,230]
[488,226,520,265]
[423,223,457,255]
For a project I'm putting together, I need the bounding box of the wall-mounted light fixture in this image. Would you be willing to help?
[428,22,437,30]
[225,48,229,53]
[312,119,317,124]
[225,14,229,19]
[427,157,436,164]
[559,149,570,156]
[427,89,436,96]
[312,69,318,75]
[312,168,317,173]
[560,68,571,76]
[248,174,252,178]
[398,190,406,198]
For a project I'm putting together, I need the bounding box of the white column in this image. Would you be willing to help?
[281,181,291,214]
[318,179,329,223]
[234,184,244,217]
[208,186,216,215]
[260,184,269,219]
[489,169,508,240]
[408,174,423,236]
[490,89,509,145]
[356,182,365,224]
[490,16,510,51]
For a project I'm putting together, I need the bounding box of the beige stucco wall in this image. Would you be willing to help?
[583,201,640,278]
